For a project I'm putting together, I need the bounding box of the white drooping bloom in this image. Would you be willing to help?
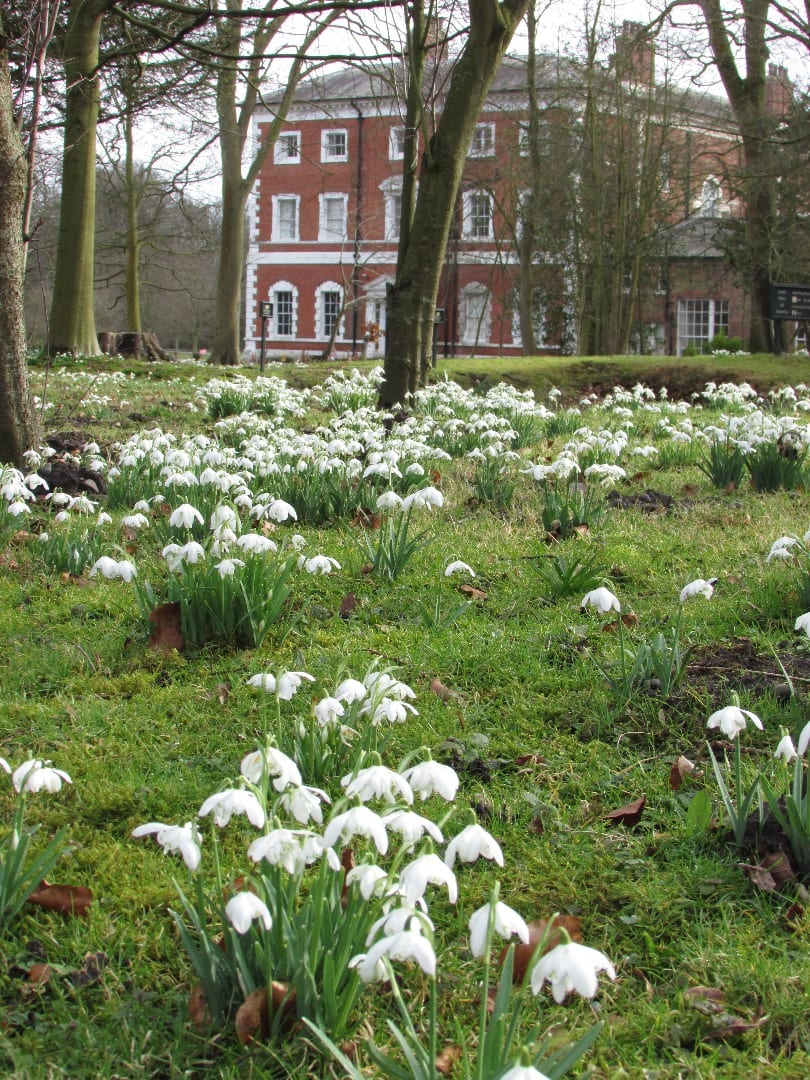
[581,587,620,614]
[169,503,204,529]
[89,556,137,582]
[774,733,797,762]
[795,612,810,637]
[334,678,367,704]
[402,486,443,511]
[313,696,346,727]
[341,764,414,805]
[679,578,716,602]
[530,941,616,1003]
[400,760,459,802]
[264,498,297,523]
[12,759,72,794]
[323,806,389,855]
[303,554,341,574]
[444,823,504,868]
[215,557,245,578]
[236,533,278,555]
[240,747,302,791]
[278,784,331,825]
[246,670,315,700]
[399,852,458,903]
[381,809,444,847]
[499,1063,553,1080]
[706,705,763,741]
[376,490,404,511]
[468,900,530,959]
[444,560,475,577]
[767,535,799,561]
[350,928,437,983]
[225,892,273,934]
[198,788,266,829]
[132,820,202,871]
[345,863,389,900]
[248,828,329,873]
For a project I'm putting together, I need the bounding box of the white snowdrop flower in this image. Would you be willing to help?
[444,823,504,868]
[795,612,810,637]
[376,490,404,511]
[113,560,138,582]
[530,941,616,1003]
[313,696,345,726]
[265,499,297,522]
[767,536,799,561]
[6,501,30,516]
[54,510,69,523]
[350,929,436,983]
[342,765,414,805]
[169,503,204,529]
[304,554,341,574]
[96,512,112,526]
[246,670,314,700]
[364,672,416,700]
[133,500,151,513]
[798,720,810,757]
[323,806,389,856]
[468,901,530,959]
[400,760,459,802]
[240,747,302,791]
[288,533,307,550]
[198,788,266,829]
[366,902,433,945]
[381,809,444,847]
[215,557,244,578]
[236,533,277,555]
[69,495,96,514]
[774,733,797,763]
[278,784,330,825]
[89,556,119,579]
[444,560,475,578]
[225,892,273,934]
[121,513,150,531]
[706,705,763,741]
[346,863,389,900]
[177,541,205,565]
[248,828,326,874]
[581,587,620,614]
[402,486,443,511]
[335,678,367,704]
[399,852,457,904]
[680,578,716,602]
[210,505,238,532]
[370,698,418,725]
[12,759,71,794]
[132,820,201,871]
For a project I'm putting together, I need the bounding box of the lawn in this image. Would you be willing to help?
[1,354,810,1079]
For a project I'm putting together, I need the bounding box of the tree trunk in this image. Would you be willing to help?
[47,0,112,356]
[0,22,40,462]
[124,102,142,333]
[379,0,531,406]
[209,175,247,366]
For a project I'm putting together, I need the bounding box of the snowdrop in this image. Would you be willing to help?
[530,941,616,1003]
[313,696,345,726]
[581,587,620,614]
[131,820,201,871]
[706,704,763,740]
[334,678,367,704]
[169,503,204,529]
[381,809,444,847]
[225,892,273,934]
[248,828,329,873]
[215,557,244,578]
[345,863,389,900]
[12,759,71,794]
[240,746,302,791]
[444,560,475,577]
[247,670,315,700]
[399,852,458,903]
[278,784,330,825]
[342,764,414,805]
[444,823,504,868]
[303,554,341,574]
[323,805,389,855]
[198,788,266,829]
[468,900,529,959]
[680,577,716,602]
[400,760,459,802]
[774,733,797,762]
[350,927,436,983]
[795,612,810,637]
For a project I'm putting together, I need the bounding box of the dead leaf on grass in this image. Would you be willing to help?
[148,602,185,653]
[339,592,357,618]
[27,882,93,917]
[703,1012,768,1041]
[684,985,725,1014]
[602,612,639,632]
[459,583,487,601]
[669,755,697,791]
[430,677,457,702]
[740,849,796,892]
[236,986,269,1044]
[605,795,646,828]
[739,861,777,892]
[436,1045,462,1075]
[352,508,380,530]
[67,951,107,987]
[24,963,52,988]
[189,982,211,1028]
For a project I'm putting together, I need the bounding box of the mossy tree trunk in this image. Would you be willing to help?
[0,14,40,462]
[379,0,531,406]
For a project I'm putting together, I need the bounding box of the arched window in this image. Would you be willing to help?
[269,281,298,338]
[315,282,344,340]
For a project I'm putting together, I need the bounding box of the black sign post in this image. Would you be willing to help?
[259,300,273,372]
[770,283,810,355]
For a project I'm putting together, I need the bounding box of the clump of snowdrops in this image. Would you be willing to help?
[132,667,615,1073]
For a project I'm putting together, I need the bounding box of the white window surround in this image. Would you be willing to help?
[271,282,298,337]
[316,281,345,340]
[389,126,407,160]
[271,195,300,241]
[274,133,301,164]
[318,193,348,242]
[677,298,729,354]
[460,283,491,346]
[462,190,493,241]
[469,122,495,158]
[380,176,403,241]
[321,128,348,162]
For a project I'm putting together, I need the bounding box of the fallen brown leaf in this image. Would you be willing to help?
[430,677,456,702]
[148,602,185,653]
[339,592,357,618]
[669,755,697,791]
[235,986,269,1044]
[25,963,52,987]
[602,612,639,632]
[27,882,93,917]
[760,848,796,888]
[515,753,548,768]
[703,1013,767,1041]
[189,982,211,1028]
[459,583,487,601]
[68,951,107,987]
[352,508,380,529]
[436,1045,462,1075]
[216,683,230,706]
[605,795,646,828]
[684,985,725,1014]
[739,861,777,892]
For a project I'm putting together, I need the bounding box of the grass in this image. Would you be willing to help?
[1,353,810,1077]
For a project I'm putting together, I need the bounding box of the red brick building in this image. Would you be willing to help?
[244,26,793,361]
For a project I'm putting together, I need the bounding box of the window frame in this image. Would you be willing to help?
[271,194,300,242]
[389,126,406,160]
[316,282,345,340]
[677,298,729,354]
[468,122,496,158]
[462,189,494,241]
[460,282,491,347]
[321,128,348,163]
[274,132,301,165]
[318,193,348,242]
[271,284,297,338]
